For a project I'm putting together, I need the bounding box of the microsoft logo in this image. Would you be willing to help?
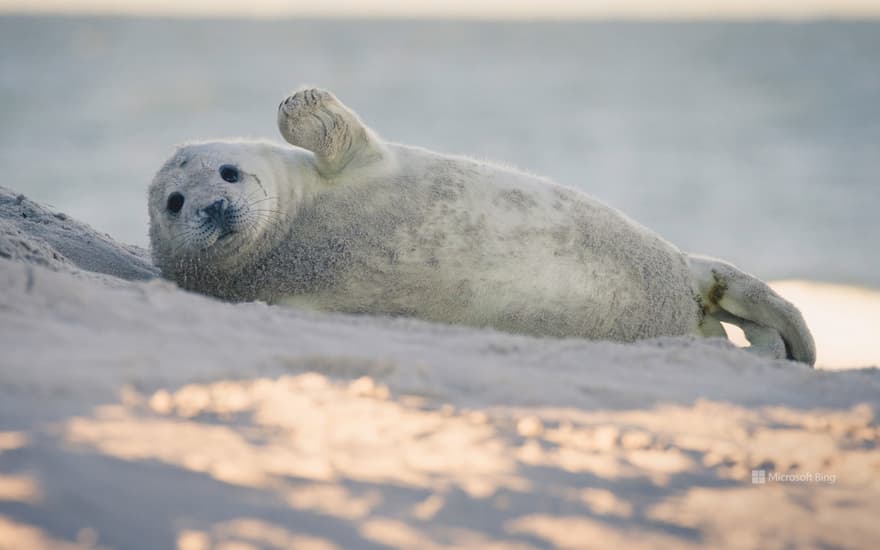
[751,470,766,484]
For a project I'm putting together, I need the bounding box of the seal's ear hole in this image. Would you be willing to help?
[219,164,240,183]
[167,192,185,214]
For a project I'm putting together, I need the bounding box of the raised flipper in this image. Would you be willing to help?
[688,254,816,366]
[277,88,385,176]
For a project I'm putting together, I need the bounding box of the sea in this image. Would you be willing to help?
[1,16,878,286]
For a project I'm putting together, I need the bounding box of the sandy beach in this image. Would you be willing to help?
[1,187,878,549]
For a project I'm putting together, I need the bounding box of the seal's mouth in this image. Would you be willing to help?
[217,229,236,241]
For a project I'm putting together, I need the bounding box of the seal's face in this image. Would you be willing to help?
[149,142,286,269]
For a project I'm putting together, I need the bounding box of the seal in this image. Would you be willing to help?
[149,88,816,365]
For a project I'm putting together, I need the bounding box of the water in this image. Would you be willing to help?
[1,16,878,286]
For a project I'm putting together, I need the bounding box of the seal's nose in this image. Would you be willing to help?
[202,199,226,225]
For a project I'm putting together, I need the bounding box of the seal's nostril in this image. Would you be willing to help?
[205,199,223,216]
[203,199,225,221]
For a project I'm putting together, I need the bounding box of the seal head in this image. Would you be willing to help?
[148,141,305,287]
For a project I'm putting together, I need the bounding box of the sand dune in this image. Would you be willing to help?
[1,187,877,549]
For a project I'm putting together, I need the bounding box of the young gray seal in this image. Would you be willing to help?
[148,88,815,365]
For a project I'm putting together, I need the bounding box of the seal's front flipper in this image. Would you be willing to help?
[277,88,385,176]
[688,254,816,366]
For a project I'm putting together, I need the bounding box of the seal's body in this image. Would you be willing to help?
[149,88,815,364]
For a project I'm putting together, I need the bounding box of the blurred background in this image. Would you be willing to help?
[0,1,878,288]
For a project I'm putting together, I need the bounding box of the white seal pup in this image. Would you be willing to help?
[148,88,816,365]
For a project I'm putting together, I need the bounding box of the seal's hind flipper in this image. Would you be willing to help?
[688,254,816,366]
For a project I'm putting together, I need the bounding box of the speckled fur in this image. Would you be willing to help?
[149,88,815,364]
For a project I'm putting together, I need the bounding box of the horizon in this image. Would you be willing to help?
[2,0,880,20]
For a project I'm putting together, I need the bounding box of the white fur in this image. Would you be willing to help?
[149,88,816,365]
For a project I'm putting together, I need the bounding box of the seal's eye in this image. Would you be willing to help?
[166,192,185,214]
[219,164,240,183]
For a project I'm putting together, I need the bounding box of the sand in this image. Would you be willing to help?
[1,185,878,549]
